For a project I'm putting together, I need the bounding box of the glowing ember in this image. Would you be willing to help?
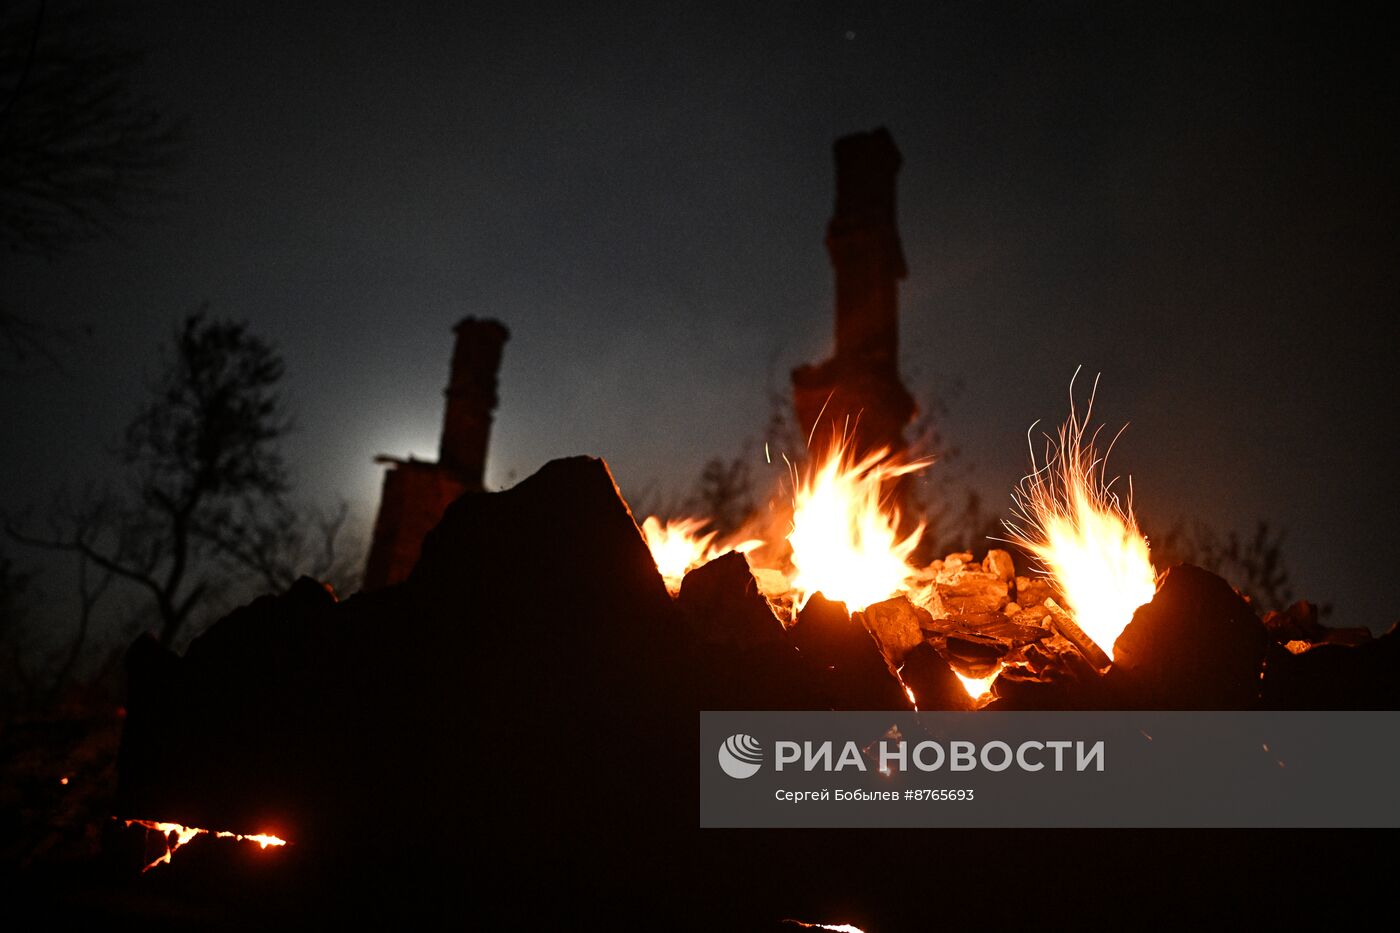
[640,515,759,596]
[784,921,867,933]
[955,666,1001,701]
[123,818,287,872]
[785,440,928,613]
[1006,372,1157,659]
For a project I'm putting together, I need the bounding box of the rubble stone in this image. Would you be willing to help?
[1015,575,1055,608]
[791,594,911,710]
[983,549,1016,583]
[677,551,784,648]
[1106,564,1266,709]
[898,642,973,711]
[1260,624,1400,709]
[937,573,1010,614]
[1262,600,1372,649]
[677,552,826,710]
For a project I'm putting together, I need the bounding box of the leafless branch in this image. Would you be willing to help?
[0,2,184,260]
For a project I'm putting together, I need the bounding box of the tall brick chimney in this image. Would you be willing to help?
[439,318,510,486]
[792,127,915,461]
[362,318,510,591]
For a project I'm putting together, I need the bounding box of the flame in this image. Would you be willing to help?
[641,516,717,595]
[955,666,1001,701]
[1006,372,1157,659]
[640,515,759,596]
[785,440,928,613]
[784,922,866,933]
[123,818,287,872]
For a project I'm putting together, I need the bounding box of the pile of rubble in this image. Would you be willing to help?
[112,456,1399,923]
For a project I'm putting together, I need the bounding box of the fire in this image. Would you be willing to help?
[640,515,760,596]
[641,516,718,595]
[955,666,1001,701]
[784,922,866,933]
[123,818,287,872]
[1006,372,1157,659]
[785,440,928,613]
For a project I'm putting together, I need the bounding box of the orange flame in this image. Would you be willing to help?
[784,921,867,933]
[784,440,928,613]
[641,516,717,595]
[123,818,287,872]
[1006,372,1157,659]
[640,516,760,596]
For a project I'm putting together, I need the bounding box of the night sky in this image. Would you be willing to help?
[4,2,1397,629]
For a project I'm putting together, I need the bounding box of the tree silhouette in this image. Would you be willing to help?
[7,313,291,647]
[1150,518,1312,615]
[0,1,183,367]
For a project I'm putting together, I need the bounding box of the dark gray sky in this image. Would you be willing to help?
[4,2,1397,628]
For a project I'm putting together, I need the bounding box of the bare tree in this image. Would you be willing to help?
[48,550,112,700]
[0,549,39,704]
[0,1,182,257]
[0,0,183,367]
[210,498,364,598]
[683,457,755,539]
[7,312,290,647]
[0,528,122,710]
[1150,518,1313,615]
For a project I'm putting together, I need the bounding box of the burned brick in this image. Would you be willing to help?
[856,595,932,666]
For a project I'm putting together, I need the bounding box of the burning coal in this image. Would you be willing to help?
[1005,372,1158,659]
[955,665,1002,701]
[123,818,287,873]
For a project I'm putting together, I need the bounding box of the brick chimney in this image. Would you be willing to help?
[362,318,510,591]
[439,317,510,487]
[792,127,915,461]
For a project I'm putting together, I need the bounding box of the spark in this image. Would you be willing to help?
[1004,369,1157,659]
